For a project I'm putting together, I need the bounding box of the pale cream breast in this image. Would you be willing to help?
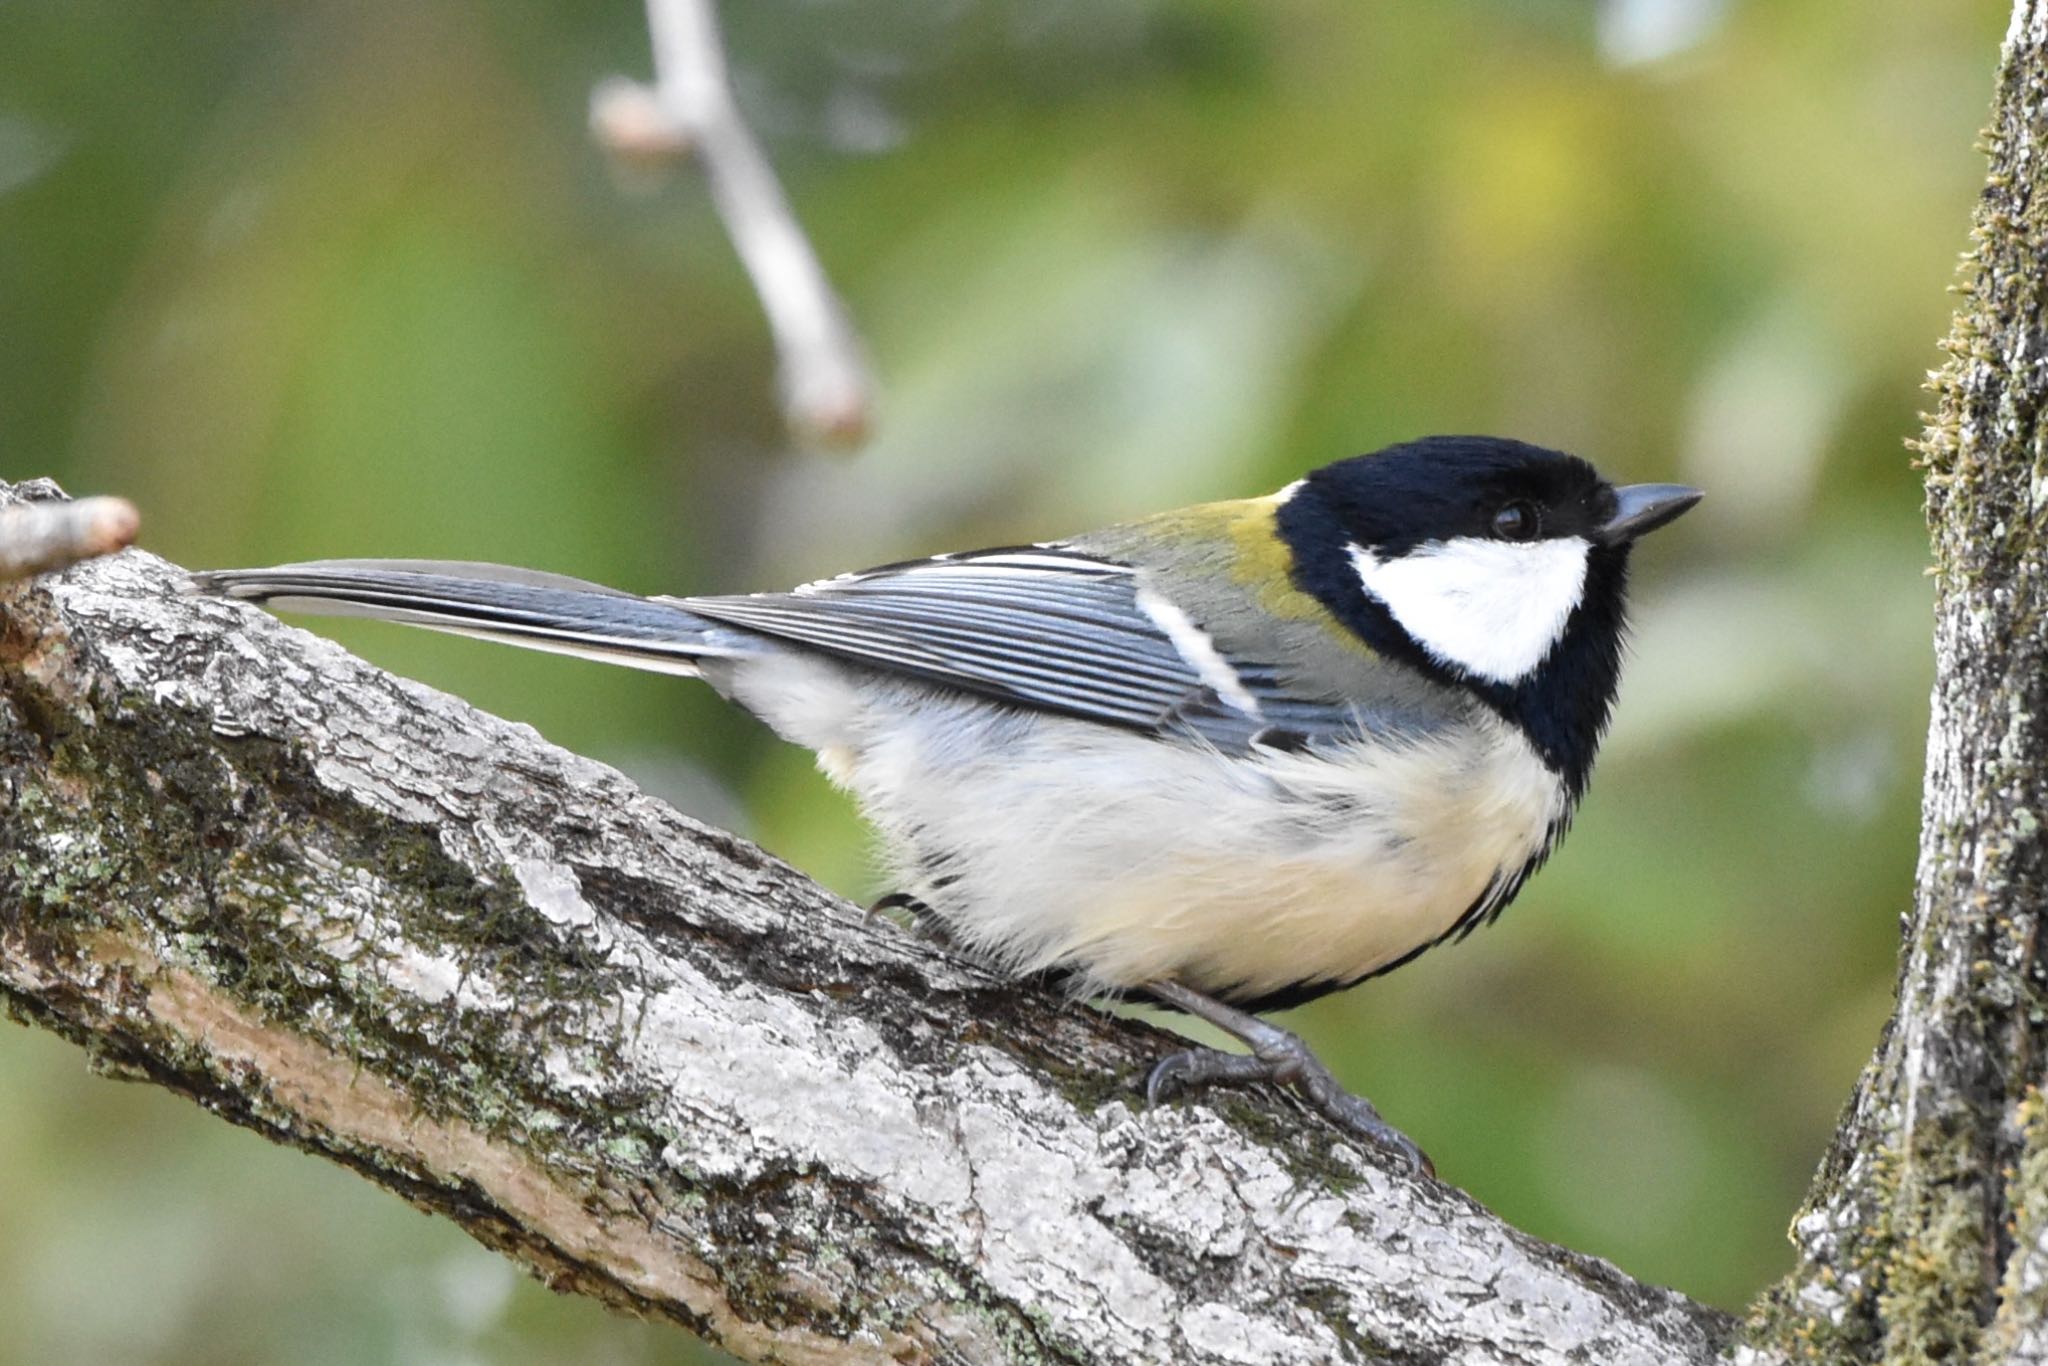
[719,649,1570,1003]
[1022,713,1569,998]
[847,697,1566,1001]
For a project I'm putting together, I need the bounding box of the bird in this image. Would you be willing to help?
[194,435,1701,1173]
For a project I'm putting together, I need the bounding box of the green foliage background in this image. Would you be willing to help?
[0,1,2005,1360]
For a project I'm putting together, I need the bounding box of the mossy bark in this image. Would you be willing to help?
[0,485,1735,1364]
[1743,5,2048,1362]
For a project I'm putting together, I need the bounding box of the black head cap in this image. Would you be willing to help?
[1300,436,1616,555]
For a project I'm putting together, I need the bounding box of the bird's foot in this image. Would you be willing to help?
[1140,981,1433,1177]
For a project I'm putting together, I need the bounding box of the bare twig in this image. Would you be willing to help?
[0,496,139,582]
[593,0,876,446]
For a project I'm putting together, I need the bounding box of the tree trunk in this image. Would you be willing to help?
[1742,4,2048,1362]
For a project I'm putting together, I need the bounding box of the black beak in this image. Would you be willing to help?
[1594,483,1703,546]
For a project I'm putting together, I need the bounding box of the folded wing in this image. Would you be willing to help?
[676,548,1356,753]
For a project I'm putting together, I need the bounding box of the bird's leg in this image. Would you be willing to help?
[1141,979,1433,1176]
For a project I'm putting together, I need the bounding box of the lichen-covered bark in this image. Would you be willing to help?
[1745,6,2048,1362]
[0,479,1736,1364]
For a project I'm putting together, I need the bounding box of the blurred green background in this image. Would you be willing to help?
[0,0,2003,1360]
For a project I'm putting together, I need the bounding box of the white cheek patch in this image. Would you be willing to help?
[1349,536,1591,684]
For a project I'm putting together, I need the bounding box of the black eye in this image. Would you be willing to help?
[1491,502,1540,541]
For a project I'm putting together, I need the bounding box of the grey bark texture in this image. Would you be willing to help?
[1741,4,2048,1363]
[0,477,1735,1363]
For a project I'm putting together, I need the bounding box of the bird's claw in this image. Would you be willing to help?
[865,892,957,946]
[1141,1038,1434,1178]
[1144,1047,1271,1106]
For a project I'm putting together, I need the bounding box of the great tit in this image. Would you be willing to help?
[195,435,1700,1172]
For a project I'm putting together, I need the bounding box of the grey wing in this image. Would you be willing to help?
[672,548,1361,755]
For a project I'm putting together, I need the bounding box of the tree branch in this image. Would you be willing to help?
[0,484,1737,1364]
[592,0,876,446]
[0,487,138,582]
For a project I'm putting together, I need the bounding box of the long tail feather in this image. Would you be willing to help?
[192,559,751,677]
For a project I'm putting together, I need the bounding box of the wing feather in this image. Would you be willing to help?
[676,548,1363,751]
